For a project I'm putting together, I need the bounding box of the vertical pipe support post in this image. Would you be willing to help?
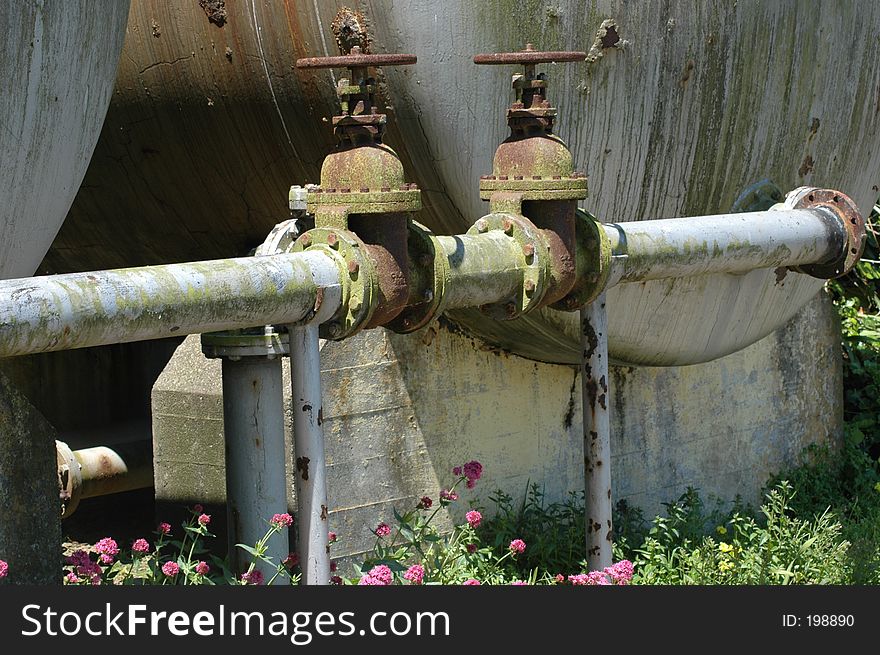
[202,328,291,583]
[580,293,613,571]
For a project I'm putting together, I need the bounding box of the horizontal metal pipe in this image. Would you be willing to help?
[0,251,343,358]
[602,207,845,286]
[437,232,524,309]
[57,439,154,518]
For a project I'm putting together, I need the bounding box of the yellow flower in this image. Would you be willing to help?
[719,542,733,554]
[716,526,727,535]
[718,560,733,572]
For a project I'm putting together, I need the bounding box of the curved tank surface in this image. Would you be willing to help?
[0,1,130,280]
[46,0,880,365]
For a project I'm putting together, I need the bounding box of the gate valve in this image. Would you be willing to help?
[473,45,605,314]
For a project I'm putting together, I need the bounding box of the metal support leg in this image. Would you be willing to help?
[580,292,613,571]
[221,355,289,583]
[289,323,331,585]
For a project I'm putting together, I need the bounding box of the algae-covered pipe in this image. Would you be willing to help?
[602,206,849,286]
[0,251,343,358]
[437,232,525,310]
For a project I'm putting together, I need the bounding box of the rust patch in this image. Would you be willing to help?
[321,504,329,520]
[809,117,820,136]
[599,375,607,393]
[317,407,323,426]
[198,0,227,27]
[605,530,613,542]
[331,7,371,54]
[589,430,598,441]
[774,266,788,285]
[598,393,607,410]
[582,318,599,357]
[679,59,695,87]
[563,371,577,428]
[798,154,814,177]
[150,19,161,38]
[296,456,310,481]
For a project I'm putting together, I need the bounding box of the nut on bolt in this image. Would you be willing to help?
[475,219,488,233]
[326,233,339,248]
[299,233,313,248]
[347,260,360,275]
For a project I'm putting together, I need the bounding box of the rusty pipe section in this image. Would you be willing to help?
[602,189,865,287]
[436,232,526,311]
[57,439,153,519]
[0,250,344,358]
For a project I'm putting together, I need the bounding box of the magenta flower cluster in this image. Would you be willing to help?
[132,538,150,554]
[403,564,425,585]
[195,561,210,576]
[94,537,119,565]
[452,460,484,489]
[162,561,180,577]
[271,513,294,528]
[359,564,393,586]
[566,560,634,586]
[66,550,102,585]
[158,522,171,535]
[465,510,482,529]
[509,539,526,554]
[374,523,391,538]
[241,569,264,585]
[197,513,211,527]
[0,559,8,579]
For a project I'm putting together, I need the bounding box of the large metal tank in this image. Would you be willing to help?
[46,0,880,365]
[1,1,130,280]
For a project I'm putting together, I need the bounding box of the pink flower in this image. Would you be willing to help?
[358,564,393,586]
[439,489,458,503]
[606,560,634,585]
[452,466,462,476]
[509,539,526,554]
[328,531,338,544]
[330,561,337,572]
[555,574,565,584]
[403,564,425,585]
[0,559,7,579]
[466,479,476,489]
[158,522,171,535]
[271,513,294,528]
[197,513,211,526]
[466,543,477,554]
[94,537,119,564]
[374,523,391,538]
[462,579,481,585]
[283,553,300,569]
[417,496,433,510]
[193,504,204,513]
[330,576,343,585]
[64,572,80,584]
[568,573,590,586]
[66,550,90,567]
[241,569,264,585]
[162,561,180,577]
[195,561,210,575]
[463,460,483,482]
[465,510,482,528]
[132,538,150,554]
[510,580,527,585]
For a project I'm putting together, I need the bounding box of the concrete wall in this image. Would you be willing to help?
[152,291,841,558]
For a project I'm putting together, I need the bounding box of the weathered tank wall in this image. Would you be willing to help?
[152,292,840,558]
[0,0,130,280]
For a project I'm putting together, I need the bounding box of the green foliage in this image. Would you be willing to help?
[633,482,851,585]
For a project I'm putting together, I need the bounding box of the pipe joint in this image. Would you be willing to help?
[782,186,866,279]
[466,212,552,319]
[553,209,613,311]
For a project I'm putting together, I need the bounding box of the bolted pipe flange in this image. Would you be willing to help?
[782,187,866,279]
[386,221,448,333]
[201,326,289,360]
[290,227,379,339]
[307,185,422,228]
[552,208,612,311]
[480,174,588,209]
[466,212,551,319]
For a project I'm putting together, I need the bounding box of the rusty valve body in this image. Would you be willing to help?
[474,44,605,314]
[294,46,423,336]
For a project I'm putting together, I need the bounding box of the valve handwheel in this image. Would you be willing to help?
[473,43,586,65]
[296,46,417,69]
